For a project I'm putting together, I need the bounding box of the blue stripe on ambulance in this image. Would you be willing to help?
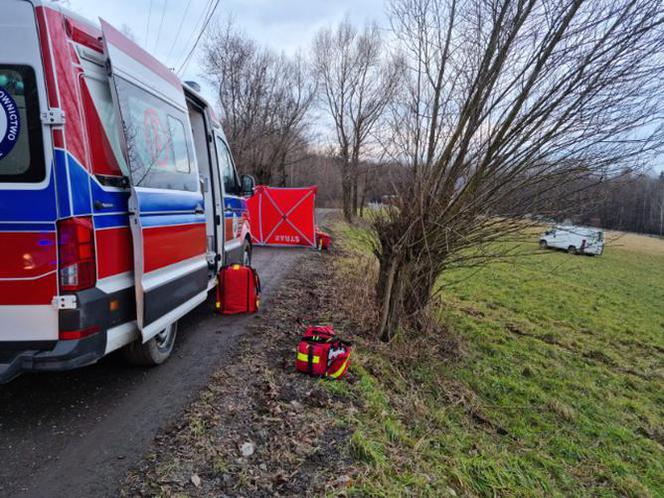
[90,179,129,213]
[223,196,245,210]
[67,153,92,216]
[93,213,129,229]
[140,213,206,228]
[136,190,204,214]
[0,222,56,232]
[53,149,71,218]
[0,173,57,223]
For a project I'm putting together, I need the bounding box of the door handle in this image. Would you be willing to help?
[94,200,114,210]
[194,205,204,214]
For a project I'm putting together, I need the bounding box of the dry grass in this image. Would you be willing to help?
[604,230,664,255]
[523,222,664,256]
[330,249,380,338]
[121,247,358,497]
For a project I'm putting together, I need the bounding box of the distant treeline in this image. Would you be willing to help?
[293,161,664,238]
[577,172,664,236]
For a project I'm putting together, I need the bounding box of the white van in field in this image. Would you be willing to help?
[539,225,605,255]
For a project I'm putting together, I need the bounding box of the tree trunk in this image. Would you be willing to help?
[351,156,360,216]
[376,253,407,342]
[352,176,359,216]
[403,265,437,317]
[277,150,288,187]
[359,172,368,218]
[342,161,353,223]
[255,165,272,186]
[376,244,439,341]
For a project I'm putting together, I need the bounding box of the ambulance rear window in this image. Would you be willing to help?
[114,77,196,191]
[0,65,44,183]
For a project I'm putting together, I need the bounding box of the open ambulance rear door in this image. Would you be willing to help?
[100,20,207,342]
[0,1,58,344]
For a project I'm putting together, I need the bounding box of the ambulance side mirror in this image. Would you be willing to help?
[241,174,256,197]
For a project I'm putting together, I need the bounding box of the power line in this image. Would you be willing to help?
[166,0,193,62]
[145,0,153,48]
[176,0,217,73]
[153,0,168,53]
[174,0,214,69]
[177,0,220,76]
[177,0,218,76]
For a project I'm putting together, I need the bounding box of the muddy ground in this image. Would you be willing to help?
[0,216,333,498]
[122,241,360,497]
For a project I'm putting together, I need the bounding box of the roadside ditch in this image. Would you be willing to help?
[121,220,362,497]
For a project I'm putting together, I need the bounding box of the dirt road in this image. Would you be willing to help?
[0,243,316,498]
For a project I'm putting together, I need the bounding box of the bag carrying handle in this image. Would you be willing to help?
[300,336,352,347]
[304,326,335,337]
[300,334,334,344]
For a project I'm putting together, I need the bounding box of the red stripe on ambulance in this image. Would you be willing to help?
[0,232,56,279]
[0,277,57,306]
[96,227,133,279]
[143,224,206,273]
[41,8,88,167]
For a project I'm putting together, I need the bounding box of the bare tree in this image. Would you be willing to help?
[371,0,664,340]
[312,18,402,222]
[201,21,315,185]
[658,173,664,236]
[568,170,664,235]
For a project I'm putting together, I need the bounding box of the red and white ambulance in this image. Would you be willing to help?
[0,1,254,382]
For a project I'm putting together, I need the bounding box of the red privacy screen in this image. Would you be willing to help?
[246,186,317,247]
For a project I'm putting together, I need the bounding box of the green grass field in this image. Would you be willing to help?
[333,225,664,497]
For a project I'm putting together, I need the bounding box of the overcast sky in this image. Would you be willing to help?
[67,0,388,101]
[65,0,663,174]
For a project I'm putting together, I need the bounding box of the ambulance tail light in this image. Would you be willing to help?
[58,217,96,291]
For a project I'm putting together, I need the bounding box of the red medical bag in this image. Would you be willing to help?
[315,227,331,251]
[215,265,261,315]
[295,325,351,379]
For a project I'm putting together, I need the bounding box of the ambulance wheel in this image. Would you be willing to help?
[568,245,578,255]
[123,321,178,366]
[539,240,547,250]
[242,239,252,266]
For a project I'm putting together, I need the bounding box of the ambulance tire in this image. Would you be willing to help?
[123,321,178,366]
[539,240,547,250]
[242,239,252,266]
[568,245,578,255]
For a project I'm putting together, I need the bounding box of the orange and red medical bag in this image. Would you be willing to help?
[315,227,331,251]
[295,325,351,379]
[215,265,261,314]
